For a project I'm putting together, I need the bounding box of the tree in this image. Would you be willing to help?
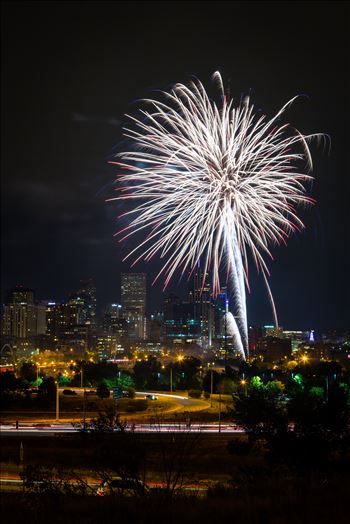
[96,382,110,399]
[232,386,287,443]
[217,377,235,394]
[170,357,202,390]
[133,357,161,389]
[57,373,71,386]
[250,376,264,390]
[19,362,36,383]
[104,373,135,391]
[264,380,284,398]
[202,370,221,393]
[0,370,20,393]
[38,377,57,400]
[73,361,119,386]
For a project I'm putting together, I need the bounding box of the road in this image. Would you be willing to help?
[0,390,213,424]
[0,421,243,435]
[0,474,209,494]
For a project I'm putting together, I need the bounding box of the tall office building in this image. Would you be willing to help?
[121,273,146,339]
[187,267,214,347]
[164,300,201,343]
[6,287,35,305]
[2,286,46,338]
[69,279,96,327]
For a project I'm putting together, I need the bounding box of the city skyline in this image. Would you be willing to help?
[2,1,349,332]
[2,277,348,337]
[1,5,349,522]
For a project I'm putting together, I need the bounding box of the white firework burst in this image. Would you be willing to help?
[109,72,323,359]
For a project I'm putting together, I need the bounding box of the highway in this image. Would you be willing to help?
[0,390,238,435]
[0,421,243,435]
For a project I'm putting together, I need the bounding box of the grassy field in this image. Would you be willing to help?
[1,430,349,523]
[0,394,175,422]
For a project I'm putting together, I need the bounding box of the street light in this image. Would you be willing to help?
[240,379,248,396]
[55,381,59,421]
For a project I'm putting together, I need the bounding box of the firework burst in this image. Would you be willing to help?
[109,72,323,359]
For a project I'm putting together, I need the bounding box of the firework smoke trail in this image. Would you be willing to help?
[109,72,323,360]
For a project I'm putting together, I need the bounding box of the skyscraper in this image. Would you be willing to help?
[69,279,96,327]
[121,273,146,339]
[2,286,46,338]
[187,267,214,347]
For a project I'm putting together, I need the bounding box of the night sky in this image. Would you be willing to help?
[2,1,349,331]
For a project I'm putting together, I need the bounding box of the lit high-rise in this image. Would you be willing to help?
[121,273,146,339]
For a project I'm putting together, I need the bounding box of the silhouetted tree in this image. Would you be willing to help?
[72,361,119,386]
[170,357,202,389]
[133,356,161,389]
[0,370,20,392]
[202,370,221,393]
[38,377,57,400]
[19,362,36,383]
[232,386,287,443]
[96,382,110,399]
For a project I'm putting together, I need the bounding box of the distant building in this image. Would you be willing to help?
[148,316,163,343]
[101,304,128,352]
[263,325,284,338]
[121,273,146,339]
[283,330,308,353]
[257,336,292,362]
[164,301,201,343]
[187,267,214,347]
[248,326,263,355]
[69,279,96,327]
[6,287,35,305]
[2,286,46,338]
[46,303,83,337]
[213,289,227,339]
[96,334,125,360]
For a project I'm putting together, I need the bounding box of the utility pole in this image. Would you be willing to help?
[83,388,86,429]
[80,365,83,389]
[210,368,213,408]
[55,382,59,421]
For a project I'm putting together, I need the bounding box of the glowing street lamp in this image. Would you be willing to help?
[55,381,59,421]
[240,379,248,396]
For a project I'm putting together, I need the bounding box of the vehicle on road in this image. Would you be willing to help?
[145,394,157,401]
[62,389,77,395]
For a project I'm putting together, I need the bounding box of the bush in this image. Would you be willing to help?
[120,399,148,412]
[96,383,110,399]
[126,387,136,399]
[188,389,202,399]
[133,399,148,411]
[204,391,210,399]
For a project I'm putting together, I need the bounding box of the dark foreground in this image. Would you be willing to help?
[2,479,349,524]
[1,432,350,523]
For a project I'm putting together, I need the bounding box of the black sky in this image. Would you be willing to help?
[1,1,349,330]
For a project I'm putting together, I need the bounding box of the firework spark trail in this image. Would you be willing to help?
[109,72,323,359]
